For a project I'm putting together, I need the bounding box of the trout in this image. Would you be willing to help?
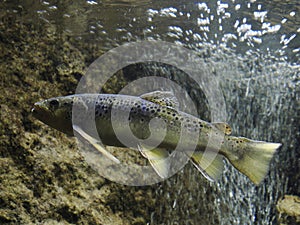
[32,91,281,185]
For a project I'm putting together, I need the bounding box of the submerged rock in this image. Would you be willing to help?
[277,195,300,225]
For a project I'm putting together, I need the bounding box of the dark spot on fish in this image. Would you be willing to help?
[172,113,176,117]
[157,108,161,112]
[175,117,179,120]
[151,110,155,113]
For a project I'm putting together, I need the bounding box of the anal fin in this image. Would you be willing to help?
[191,151,224,181]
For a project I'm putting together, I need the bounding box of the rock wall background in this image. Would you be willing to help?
[0,1,299,224]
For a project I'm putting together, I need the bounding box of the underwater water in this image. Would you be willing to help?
[0,0,299,224]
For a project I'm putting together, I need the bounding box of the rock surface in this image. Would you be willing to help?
[277,195,300,225]
[0,16,156,225]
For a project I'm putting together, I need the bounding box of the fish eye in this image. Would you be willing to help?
[49,99,59,108]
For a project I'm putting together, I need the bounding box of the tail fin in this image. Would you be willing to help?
[227,139,281,185]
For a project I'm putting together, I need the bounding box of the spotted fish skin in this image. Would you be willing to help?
[33,93,213,148]
[32,92,281,185]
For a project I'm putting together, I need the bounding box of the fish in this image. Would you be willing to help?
[31,91,281,185]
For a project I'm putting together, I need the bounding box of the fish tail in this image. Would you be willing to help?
[226,138,281,185]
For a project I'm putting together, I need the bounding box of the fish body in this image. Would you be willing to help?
[32,91,281,185]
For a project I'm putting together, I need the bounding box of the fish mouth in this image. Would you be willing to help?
[31,102,52,119]
[31,101,58,129]
[31,102,43,114]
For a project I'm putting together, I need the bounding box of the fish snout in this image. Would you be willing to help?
[31,102,49,119]
[31,102,42,114]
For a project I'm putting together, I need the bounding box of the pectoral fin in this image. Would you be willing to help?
[73,125,120,164]
[190,151,224,181]
[137,144,170,179]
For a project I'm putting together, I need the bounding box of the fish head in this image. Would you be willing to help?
[31,96,74,136]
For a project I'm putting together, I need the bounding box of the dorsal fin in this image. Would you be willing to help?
[212,122,232,135]
[140,91,179,109]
